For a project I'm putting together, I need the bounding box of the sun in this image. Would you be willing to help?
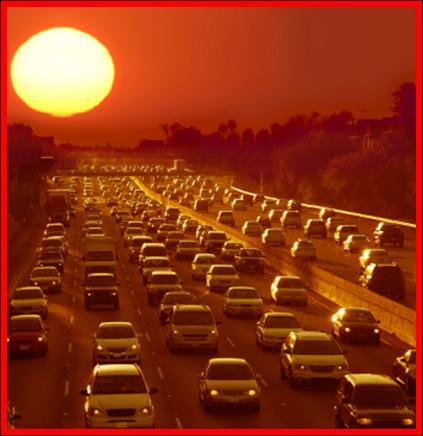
[11,27,115,117]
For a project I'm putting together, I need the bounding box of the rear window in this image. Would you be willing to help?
[352,385,407,407]
[13,288,44,299]
[151,274,179,284]
[211,266,236,275]
[143,246,167,257]
[173,310,214,325]
[209,233,227,241]
[194,256,216,264]
[228,288,259,299]
[372,266,403,280]
[277,277,304,288]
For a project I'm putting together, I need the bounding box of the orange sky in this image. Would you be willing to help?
[6,5,416,148]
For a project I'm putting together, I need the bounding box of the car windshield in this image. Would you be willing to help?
[229,288,259,299]
[9,318,42,332]
[268,230,282,236]
[179,242,198,248]
[294,339,342,354]
[209,234,226,240]
[374,267,403,280]
[31,268,58,278]
[163,294,195,304]
[195,257,215,265]
[143,248,167,257]
[39,252,62,260]
[87,276,115,286]
[278,278,304,288]
[86,250,114,261]
[131,238,152,247]
[351,235,368,241]
[241,249,261,257]
[265,316,301,328]
[97,326,135,338]
[42,239,61,247]
[144,258,169,267]
[225,243,242,249]
[13,289,44,299]
[207,364,253,380]
[126,228,143,234]
[343,311,375,323]
[167,233,184,240]
[352,385,408,407]
[212,266,235,275]
[151,274,179,284]
[92,375,147,394]
[173,311,214,325]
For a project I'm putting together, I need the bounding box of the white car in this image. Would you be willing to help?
[206,264,240,292]
[220,241,243,261]
[242,221,263,236]
[281,210,302,229]
[93,322,141,364]
[343,234,371,253]
[255,312,303,349]
[270,275,308,305]
[8,286,48,319]
[80,364,158,428]
[280,331,349,388]
[261,228,285,246]
[223,286,263,318]
[291,239,316,260]
[140,256,172,285]
[191,253,217,280]
[175,240,201,260]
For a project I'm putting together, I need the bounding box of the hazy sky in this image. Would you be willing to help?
[6,5,417,147]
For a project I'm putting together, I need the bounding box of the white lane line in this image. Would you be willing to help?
[130,290,135,296]
[157,366,164,379]
[70,316,74,325]
[72,295,76,304]
[145,332,151,342]
[122,265,127,271]
[126,275,130,280]
[137,308,142,316]
[67,342,72,353]
[226,337,236,347]
[73,279,77,286]
[175,417,183,429]
[64,381,69,396]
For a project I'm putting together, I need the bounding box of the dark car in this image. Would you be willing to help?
[359,263,405,301]
[319,207,336,221]
[335,373,415,428]
[83,273,119,310]
[194,199,209,212]
[256,215,271,229]
[234,248,265,274]
[287,199,302,212]
[373,222,405,248]
[304,219,327,238]
[393,349,416,396]
[331,307,380,344]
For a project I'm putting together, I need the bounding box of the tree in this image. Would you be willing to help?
[391,82,416,143]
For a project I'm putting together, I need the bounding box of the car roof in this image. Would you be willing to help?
[264,312,297,318]
[227,286,257,292]
[87,272,114,277]
[291,331,331,340]
[95,363,142,376]
[173,304,211,312]
[98,321,134,329]
[208,358,249,366]
[151,270,178,276]
[15,286,44,292]
[337,307,373,314]
[276,275,301,280]
[142,242,166,247]
[345,373,399,386]
[9,314,42,321]
[194,253,216,258]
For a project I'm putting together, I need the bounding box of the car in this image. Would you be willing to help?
[222,286,263,318]
[43,222,66,238]
[240,193,254,206]
[334,224,360,245]
[164,231,185,250]
[166,304,219,353]
[196,224,214,240]
[176,214,191,229]
[256,215,271,229]
[83,273,119,310]
[268,209,284,223]
[220,241,243,261]
[146,217,165,233]
[281,210,302,229]
[7,402,22,429]
[206,264,240,292]
[194,199,209,212]
[393,349,416,396]
[290,239,316,260]
[92,322,141,365]
[138,242,168,268]
[255,312,303,349]
[242,221,263,237]
[80,363,159,428]
[343,234,371,253]
[204,231,228,253]
[253,193,265,203]
[231,198,247,211]
[319,207,336,221]
[146,270,183,306]
[280,331,349,387]
[140,256,173,286]
[123,227,144,247]
[287,199,302,212]
[198,358,261,412]
[331,307,380,344]
[261,228,285,246]
[175,240,201,260]
[261,199,277,212]
[216,210,235,227]
[334,373,415,428]
[7,314,49,357]
[359,248,391,270]
[8,286,48,319]
[159,291,196,324]
[304,219,327,238]
[191,253,217,280]
[182,219,199,233]
[29,266,62,293]
[36,248,65,274]
[38,236,68,258]
[234,248,265,274]
[325,216,344,232]
[359,262,405,301]
[211,192,224,204]
[156,223,178,242]
[373,222,405,247]
[128,235,153,263]
[270,275,308,305]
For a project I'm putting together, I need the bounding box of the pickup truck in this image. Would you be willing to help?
[234,248,265,274]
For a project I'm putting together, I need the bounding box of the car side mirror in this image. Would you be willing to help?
[149,387,159,395]
[80,388,89,396]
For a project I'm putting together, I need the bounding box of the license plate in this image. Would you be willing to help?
[228,397,239,403]
[115,422,127,428]
[19,345,29,350]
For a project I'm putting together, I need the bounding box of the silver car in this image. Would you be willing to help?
[256,312,303,349]
[8,286,48,319]
[223,286,263,318]
[191,253,217,280]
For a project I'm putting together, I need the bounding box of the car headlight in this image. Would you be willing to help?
[373,328,380,334]
[37,335,46,342]
[209,329,218,336]
[87,407,104,417]
[96,345,104,351]
[172,329,180,335]
[52,281,57,285]
[87,292,92,297]
[337,364,348,371]
[137,406,154,416]
[356,417,372,426]
[294,363,306,370]
[247,389,257,396]
[131,344,139,350]
[344,327,351,333]
[209,389,219,396]
[403,418,414,426]
[7,337,10,343]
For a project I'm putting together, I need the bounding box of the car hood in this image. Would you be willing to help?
[10,299,46,307]
[89,393,152,410]
[95,338,139,349]
[205,380,259,391]
[171,325,216,334]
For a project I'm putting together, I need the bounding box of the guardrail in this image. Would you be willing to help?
[132,176,416,347]
[230,185,416,229]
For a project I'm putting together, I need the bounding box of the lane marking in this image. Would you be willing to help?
[137,308,142,316]
[67,342,72,353]
[73,279,77,286]
[70,316,74,325]
[126,274,130,280]
[72,295,76,304]
[157,366,164,379]
[122,265,127,271]
[64,381,69,396]
[226,337,236,347]
[175,417,183,429]
[145,332,151,342]
[130,290,135,296]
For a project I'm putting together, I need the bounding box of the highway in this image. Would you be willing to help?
[7,175,415,429]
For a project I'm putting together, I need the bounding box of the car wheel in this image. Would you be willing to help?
[335,413,344,428]
[280,363,287,379]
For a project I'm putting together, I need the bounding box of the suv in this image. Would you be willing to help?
[304,219,327,238]
[146,270,183,305]
[217,210,235,227]
[334,373,415,428]
[206,264,240,292]
[234,248,265,274]
[83,273,119,310]
[359,263,405,301]
[373,222,405,248]
[166,304,219,353]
